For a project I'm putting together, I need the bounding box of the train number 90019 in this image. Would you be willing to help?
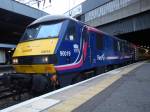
[60,51,71,57]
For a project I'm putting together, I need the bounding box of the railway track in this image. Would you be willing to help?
[0,75,16,100]
[0,74,33,110]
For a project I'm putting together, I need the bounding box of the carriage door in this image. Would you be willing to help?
[82,26,89,63]
[88,31,95,64]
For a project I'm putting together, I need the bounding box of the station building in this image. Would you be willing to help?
[65,0,150,49]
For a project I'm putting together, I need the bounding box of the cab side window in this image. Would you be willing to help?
[65,21,76,41]
[96,33,103,50]
[82,27,88,42]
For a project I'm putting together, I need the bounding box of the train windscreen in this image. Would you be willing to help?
[20,21,63,42]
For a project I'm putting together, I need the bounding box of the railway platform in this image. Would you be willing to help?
[1,61,150,112]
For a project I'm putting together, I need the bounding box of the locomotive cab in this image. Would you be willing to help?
[12,15,81,75]
[12,22,62,74]
[11,15,85,93]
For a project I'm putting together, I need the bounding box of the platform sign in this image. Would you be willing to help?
[65,5,82,17]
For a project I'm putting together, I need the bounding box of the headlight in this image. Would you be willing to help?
[43,56,48,63]
[13,58,18,64]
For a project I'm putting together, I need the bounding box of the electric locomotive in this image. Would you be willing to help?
[10,15,135,94]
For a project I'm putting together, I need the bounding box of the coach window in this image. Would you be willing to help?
[117,41,121,51]
[121,42,125,53]
[65,21,76,41]
[96,33,103,49]
[113,40,118,51]
[125,43,128,53]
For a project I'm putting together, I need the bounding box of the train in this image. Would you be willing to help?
[2,15,146,94]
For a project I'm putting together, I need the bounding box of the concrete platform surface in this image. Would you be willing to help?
[1,61,149,112]
[73,61,150,112]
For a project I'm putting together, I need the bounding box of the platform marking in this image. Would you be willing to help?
[2,98,60,112]
[12,98,60,112]
[107,70,121,75]
[47,62,145,112]
[47,75,121,112]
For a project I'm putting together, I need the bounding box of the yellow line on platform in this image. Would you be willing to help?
[47,75,121,112]
[49,75,121,112]
[48,62,144,112]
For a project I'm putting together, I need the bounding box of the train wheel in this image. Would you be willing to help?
[31,75,49,96]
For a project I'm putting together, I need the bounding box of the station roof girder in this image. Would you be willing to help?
[0,0,48,19]
[0,0,48,45]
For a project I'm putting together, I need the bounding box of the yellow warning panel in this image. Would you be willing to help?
[13,38,58,57]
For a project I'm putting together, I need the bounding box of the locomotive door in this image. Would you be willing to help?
[88,31,95,64]
[82,27,93,64]
[62,20,79,64]
[82,26,89,63]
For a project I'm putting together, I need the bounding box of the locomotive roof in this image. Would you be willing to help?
[27,15,128,43]
[28,15,78,27]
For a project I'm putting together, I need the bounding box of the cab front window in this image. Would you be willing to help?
[21,21,63,42]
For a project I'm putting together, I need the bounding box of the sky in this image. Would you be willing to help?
[16,0,85,14]
[43,0,86,14]
[16,0,86,15]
